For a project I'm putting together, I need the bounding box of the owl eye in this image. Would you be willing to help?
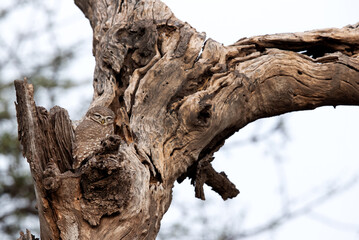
[106,116,113,122]
[93,113,101,119]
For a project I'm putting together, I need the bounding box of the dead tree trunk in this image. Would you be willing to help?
[15,0,359,239]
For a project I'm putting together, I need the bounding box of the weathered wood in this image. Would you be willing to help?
[15,79,171,239]
[17,229,38,240]
[193,157,240,200]
[15,79,60,239]
[15,0,359,239]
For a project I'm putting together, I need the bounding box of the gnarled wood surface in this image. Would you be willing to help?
[15,0,359,239]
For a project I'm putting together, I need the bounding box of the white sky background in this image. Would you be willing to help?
[1,0,359,239]
[160,0,359,240]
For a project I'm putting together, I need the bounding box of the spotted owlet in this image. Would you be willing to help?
[73,106,115,169]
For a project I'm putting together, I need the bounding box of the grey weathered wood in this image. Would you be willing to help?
[17,229,38,240]
[15,0,359,239]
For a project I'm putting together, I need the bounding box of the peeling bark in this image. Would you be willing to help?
[15,0,359,239]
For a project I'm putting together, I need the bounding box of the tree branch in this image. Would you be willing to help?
[165,26,359,184]
[17,229,39,240]
[235,23,359,54]
[194,157,239,200]
[71,0,359,200]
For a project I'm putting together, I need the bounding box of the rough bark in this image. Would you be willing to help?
[15,0,359,239]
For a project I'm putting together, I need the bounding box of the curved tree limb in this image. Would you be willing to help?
[75,0,359,230]
[73,0,359,189]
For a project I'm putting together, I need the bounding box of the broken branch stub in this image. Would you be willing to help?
[15,79,162,239]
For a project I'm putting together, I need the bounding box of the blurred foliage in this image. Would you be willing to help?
[0,0,83,238]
